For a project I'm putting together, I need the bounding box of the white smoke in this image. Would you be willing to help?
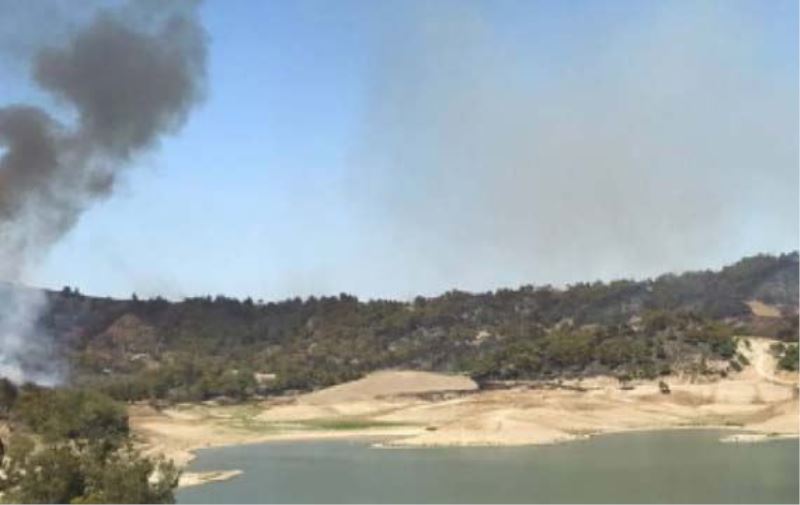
[0,285,62,385]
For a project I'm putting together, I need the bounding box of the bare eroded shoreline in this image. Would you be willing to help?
[129,339,798,488]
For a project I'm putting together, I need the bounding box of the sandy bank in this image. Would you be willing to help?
[130,337,798,475]
[179,470,243,489]
[719,432,799,444]
[299,370,477,405]
[130,402,421,468]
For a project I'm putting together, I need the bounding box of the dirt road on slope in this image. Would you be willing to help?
[739,337,798,386]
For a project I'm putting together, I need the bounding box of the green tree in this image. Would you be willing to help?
[1,443,85,504]
[0,378,17,417]
[777,344,799,372]
[13,388,128,444]
[76,445,179,504]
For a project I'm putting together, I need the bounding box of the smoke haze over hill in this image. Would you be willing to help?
[352,1,798,294]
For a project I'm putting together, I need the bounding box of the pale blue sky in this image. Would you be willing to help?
[2,0,796,301]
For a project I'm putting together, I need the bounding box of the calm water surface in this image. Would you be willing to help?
[177,430,799,504]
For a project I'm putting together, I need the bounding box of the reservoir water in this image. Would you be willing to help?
[177,430,799,504]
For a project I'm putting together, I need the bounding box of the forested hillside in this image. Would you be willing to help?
[9,252,800,402]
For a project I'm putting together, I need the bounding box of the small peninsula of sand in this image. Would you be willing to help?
[129,337,798,487]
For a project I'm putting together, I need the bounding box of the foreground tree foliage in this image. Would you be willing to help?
[0,385,179,504]
[11,387,128,444]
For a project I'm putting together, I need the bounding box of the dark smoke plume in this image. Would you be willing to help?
[0,1,206,383]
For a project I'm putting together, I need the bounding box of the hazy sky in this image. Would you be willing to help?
[2,0,797,301]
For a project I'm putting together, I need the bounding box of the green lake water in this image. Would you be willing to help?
[177,430,799,504]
